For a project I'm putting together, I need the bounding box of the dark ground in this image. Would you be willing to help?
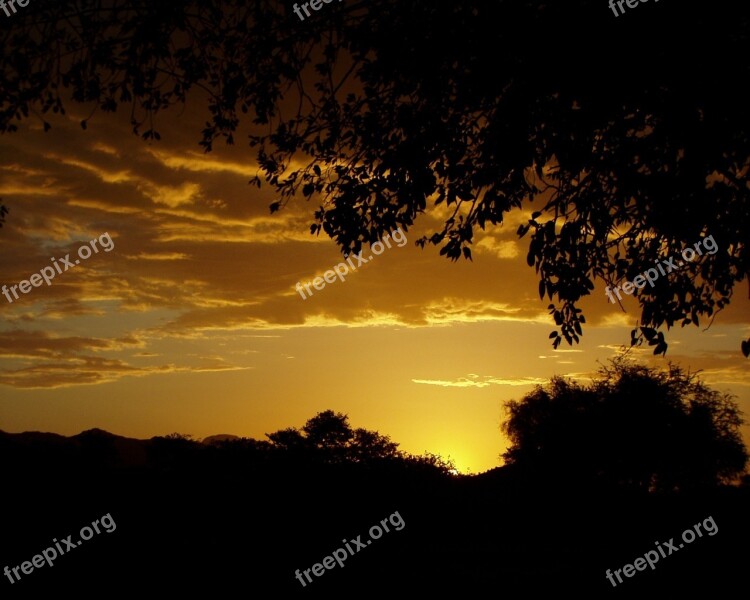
[1,429,747,597]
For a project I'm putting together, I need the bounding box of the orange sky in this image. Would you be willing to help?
[1,99,749,474]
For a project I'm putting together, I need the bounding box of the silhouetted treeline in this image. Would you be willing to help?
[2,383,748,596]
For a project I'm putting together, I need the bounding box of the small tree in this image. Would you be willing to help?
[502,359,748,491]
[302,410,354,451]
[266,410,400,464]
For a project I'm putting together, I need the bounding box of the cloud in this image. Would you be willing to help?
[0,357,250,389]
[46,154,135,184]
[125,252,189,261]
[0,329,253,388]
[146,148,256,177]
[412,374,547,388]
[91,143,119,156]
[66,199,143,215]
[421,298,549,326]
[0,330,140,359]
[146,181,202,208]
[475,236,519,259]
[43,152,203,208]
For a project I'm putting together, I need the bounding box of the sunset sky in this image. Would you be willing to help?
[1,99,749,474]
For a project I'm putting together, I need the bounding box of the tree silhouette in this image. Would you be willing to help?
[502,359,748,492]
[2,1,749,353]
[266,409,399,464]
[302,409,355,450]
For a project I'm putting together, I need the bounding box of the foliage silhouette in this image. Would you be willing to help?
[502,359,748,492]
[111,409,452,472]
[1,1,749,353]
[1,404,749,594]
[266,409,432,468]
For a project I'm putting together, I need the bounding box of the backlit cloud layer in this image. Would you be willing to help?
[1,100,748,473]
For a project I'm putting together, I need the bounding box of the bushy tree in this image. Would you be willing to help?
[502,359,748,491]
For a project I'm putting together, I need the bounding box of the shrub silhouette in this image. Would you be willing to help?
[502,359,748,492]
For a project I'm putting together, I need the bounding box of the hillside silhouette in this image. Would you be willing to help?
[1,362,747,595]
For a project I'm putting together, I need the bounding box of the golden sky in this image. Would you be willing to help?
[1,99,749,474]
